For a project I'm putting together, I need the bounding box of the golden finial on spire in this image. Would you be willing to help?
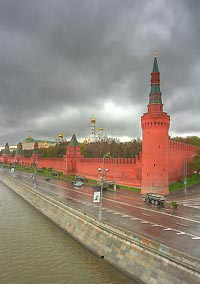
[91,113,96,124]
[154,51,159,58]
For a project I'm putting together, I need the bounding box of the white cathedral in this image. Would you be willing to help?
[86,115,108,143]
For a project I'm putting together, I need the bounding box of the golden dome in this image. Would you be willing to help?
[98,127,103,131]
[91,117,96,124]
[58,132,63,138]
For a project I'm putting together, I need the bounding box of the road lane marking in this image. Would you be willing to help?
[181,198,200,202]
[181,198,200,209]
[176,232,186,235]
[192,237,200,240]
[189,206,200,209]
[163,228,173,231]
[142,213,151,216]
[176,222,188,227]
[103,198,200,224]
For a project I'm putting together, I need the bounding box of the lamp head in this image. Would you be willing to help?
[98,167,102,172]
[105,168,109,172]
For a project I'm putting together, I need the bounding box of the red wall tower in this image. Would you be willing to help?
[141,53,170,195]
[64,134,83,175]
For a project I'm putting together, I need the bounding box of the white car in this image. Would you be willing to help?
[72,181,84,187]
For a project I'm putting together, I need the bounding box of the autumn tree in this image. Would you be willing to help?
[191,151,200,172]
[80,138,142,158]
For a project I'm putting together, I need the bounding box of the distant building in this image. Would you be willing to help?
[56,132,66,143]
[22,133,56,150]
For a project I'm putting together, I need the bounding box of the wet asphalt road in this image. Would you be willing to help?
[12,171,200,259]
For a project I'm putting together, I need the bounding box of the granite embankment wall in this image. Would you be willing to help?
[0,174,199,284]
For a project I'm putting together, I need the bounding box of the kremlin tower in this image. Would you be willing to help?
[141,53,170,195]
[89,115,96,142]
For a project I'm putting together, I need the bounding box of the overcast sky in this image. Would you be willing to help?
[0,0,199,146]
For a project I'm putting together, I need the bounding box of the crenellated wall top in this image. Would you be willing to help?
[169,140,200,152]
[79,153,142,165]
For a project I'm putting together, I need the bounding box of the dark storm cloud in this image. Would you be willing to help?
[0,0,199,145]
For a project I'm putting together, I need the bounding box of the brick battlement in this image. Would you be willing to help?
[79,155,141,165]
[169,140,200,152]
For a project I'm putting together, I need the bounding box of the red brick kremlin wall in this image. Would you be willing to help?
[76,156,142,188]
[0,152,142,188]
[0,141,199,191]
[0,155,63,171]
[168,140,199,184]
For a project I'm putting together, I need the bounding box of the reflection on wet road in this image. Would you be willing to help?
[14,171,200,259]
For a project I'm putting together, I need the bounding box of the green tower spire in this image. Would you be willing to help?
[152,56,159,72]
[149,52,162,105]
[69,134,79,146]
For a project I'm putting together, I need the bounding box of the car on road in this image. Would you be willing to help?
[75,175,88,183]
[45,177,50,181]
[104,181,119,190]
[93,181,118,191]
[50,172,59,177]
[93,182,107,191]
[72,181,84,187]
[142,193,166,206]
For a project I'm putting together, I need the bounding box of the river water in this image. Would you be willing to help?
[0,182,138,284]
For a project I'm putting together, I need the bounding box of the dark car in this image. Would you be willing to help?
[104,181,119,190]
[75,176,88,183]
[93,181,118,191]
[45,177,50,181]
[50,172,59,177]
[93,182,108,191]
[142,193,166,206]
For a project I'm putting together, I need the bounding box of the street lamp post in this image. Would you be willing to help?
[98,152,110,220]
[184,154,195,195]
[113,158,117,191]
[33,160,38,189]
[184,156,187,195]
[101,152,117,191]
[98,167,109,220]
[13,160,18,178]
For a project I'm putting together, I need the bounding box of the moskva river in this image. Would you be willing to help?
[0,182,138,284]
